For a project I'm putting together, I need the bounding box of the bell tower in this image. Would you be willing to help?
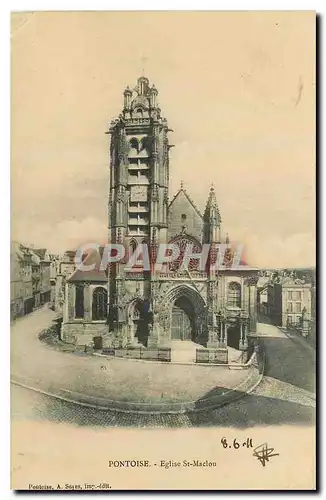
[108,76,171,253]
[107,77,172,340]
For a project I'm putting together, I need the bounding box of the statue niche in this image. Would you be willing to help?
[128,299,150,347]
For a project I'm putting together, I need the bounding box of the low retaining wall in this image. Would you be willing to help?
[196,348,228,364]
[102,346,171,362]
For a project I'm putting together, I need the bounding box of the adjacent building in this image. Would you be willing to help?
[33,248,51,305]
[310,284,316,345]
[266,277,313,329]
[49,254,59,305]
[256,276,269,319]
[10,242,26,320]
[10,242,52,320]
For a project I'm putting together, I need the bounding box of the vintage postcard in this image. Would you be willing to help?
[11,11,316,491]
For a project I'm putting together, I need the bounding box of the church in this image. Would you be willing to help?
[61,76,259,359]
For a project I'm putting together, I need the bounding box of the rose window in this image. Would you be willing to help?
[168,236,202,272]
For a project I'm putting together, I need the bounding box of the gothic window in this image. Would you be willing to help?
[92,287,108,321]
[227,282,241,308]
[181,213,187,233]
[141,239,148,252]
[75,284,84,319]
[139,137,150,156]
[129,240,137,259]
[129,138,139,156]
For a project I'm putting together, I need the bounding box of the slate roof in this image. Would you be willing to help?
[67,247,107,283]
[168,187,203,219]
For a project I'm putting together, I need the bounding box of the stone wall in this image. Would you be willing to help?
[61,321,108,345]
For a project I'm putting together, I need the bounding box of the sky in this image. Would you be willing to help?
[11,11,316,268]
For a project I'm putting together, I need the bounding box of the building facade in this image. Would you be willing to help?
[256,276,270,319]
[49,255,59,306]
[266,277,312,329]
[32,248,52,306]
[11,242,52,320]
[10,242,25,320]
[281,281,312,329]
[61,77,259,353]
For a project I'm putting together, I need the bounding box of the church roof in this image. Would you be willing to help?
[67,248,107,283]
[168,185,203,219]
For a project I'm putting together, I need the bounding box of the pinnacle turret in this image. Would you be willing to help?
[203,184,221,244]
[204,184,221,224]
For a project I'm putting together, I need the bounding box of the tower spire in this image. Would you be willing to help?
[204,183,221,243]
[205,183,218,212]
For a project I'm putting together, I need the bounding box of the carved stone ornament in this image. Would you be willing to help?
[151,227,157,244]
[151,185,159,202]
[116,186,125,203]
[153,133,159,153]
[244,276,259,286]
[117,228,123,243]
[108,193,113,208]
[217,308,228,322]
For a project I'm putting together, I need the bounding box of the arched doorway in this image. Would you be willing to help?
[163,284,206,343]
[171,296,195,341]
[227,324,241,350]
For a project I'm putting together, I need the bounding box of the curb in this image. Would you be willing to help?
[93,351,253,369]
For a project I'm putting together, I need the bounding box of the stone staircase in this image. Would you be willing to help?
[171,340,203,364]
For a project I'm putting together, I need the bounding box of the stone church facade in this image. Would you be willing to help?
[61,76,259,354]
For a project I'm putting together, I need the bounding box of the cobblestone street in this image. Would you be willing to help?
[256,321,316,394]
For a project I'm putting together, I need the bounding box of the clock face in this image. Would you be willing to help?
[130,185,147,202]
